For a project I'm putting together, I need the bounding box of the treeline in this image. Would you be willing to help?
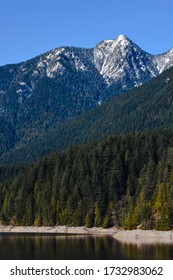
[0,128,173,230]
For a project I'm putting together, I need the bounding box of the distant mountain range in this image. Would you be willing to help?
[0,35,173,162]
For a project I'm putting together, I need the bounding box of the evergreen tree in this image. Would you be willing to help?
[94,202,102,227]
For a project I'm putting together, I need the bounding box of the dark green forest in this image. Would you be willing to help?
[1,128,173,230]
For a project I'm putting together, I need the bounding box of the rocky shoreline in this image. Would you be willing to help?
[1,226,173,243]
[0,225,117,235]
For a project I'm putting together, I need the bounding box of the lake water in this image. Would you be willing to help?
[0,233,173,260]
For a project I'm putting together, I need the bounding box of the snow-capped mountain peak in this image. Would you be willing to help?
[94,35,173,87]
[117,34,127,40]
[94,34,148,85]
[116,34,131,45]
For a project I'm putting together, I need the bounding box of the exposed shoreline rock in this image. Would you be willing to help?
[113,229,173,244]
[0,225,117,235]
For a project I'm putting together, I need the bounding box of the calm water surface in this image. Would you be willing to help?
[0,233,173,260]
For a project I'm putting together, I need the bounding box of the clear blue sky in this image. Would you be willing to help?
[0,0,173,66]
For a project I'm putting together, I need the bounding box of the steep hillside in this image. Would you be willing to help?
[2,66,173,164]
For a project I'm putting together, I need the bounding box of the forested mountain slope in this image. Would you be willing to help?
[2,66,173,164]
[0,129,173,230]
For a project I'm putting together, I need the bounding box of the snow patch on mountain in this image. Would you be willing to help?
[154,48,173,74]
[16,82,33,104]
[35,48,66,78]
[35,47,92,78]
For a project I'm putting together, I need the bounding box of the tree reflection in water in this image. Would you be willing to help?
[0,233,173,260]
